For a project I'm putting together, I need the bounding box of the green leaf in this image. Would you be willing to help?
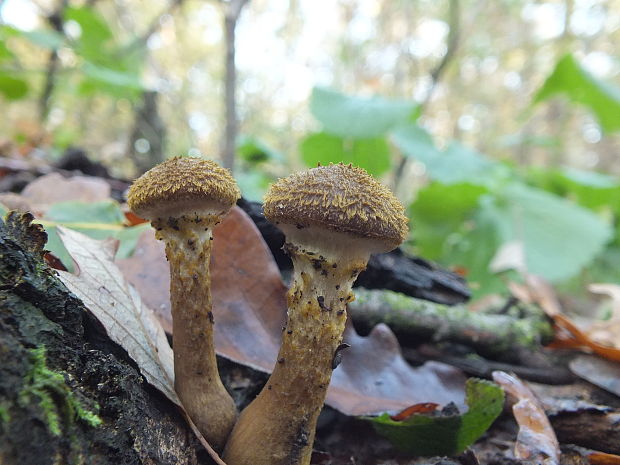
[45,200,126,224]
[300,132,391,176]
[21,30,65,50]
[79,61,143,98]
[444,197,510,297]
[235,170,273,202]
[0,25,64,50]
[368,379,504,456]
[0,73,28,100]
[527,167,620,213]
[0,40,15,61]
[64,6,113,55]
[410,182,487,259]
[391,124,440,162]
[493,183,613,281]
[237,136,284,164]
[534,54,620,133]
[310,87,418,138]
[36,200,148,272]
[561,167,619,189]
[392,128,503,185]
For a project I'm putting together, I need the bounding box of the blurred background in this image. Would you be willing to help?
[0,0,619,303]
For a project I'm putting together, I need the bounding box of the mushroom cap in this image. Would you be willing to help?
[127,156,240,220]
[263,163,409,251]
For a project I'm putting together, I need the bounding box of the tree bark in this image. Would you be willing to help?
[0,212,210,465]
[222,0,249,173]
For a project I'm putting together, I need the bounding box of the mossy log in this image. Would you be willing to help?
[348,288,554,362]
[0,212,208,465]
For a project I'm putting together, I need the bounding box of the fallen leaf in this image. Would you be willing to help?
[492,371,560,465]
[589,451,620,465]
[508,275,562,317]
[587,284,620,348]
[117,231,172,334]
[367,378,504,456]
[40,200,149,272]
[119,207,468,416]
[390,403,439,421]
[55,226,178,405]
[510,276,620,362]
[569,355,620,397]
[21,172,110,208]
[55,226,227,464]
[550,313,620,362]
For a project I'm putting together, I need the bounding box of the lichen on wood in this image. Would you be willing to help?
[349,288,554,360]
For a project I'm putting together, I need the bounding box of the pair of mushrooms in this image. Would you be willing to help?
[127,157,408,464]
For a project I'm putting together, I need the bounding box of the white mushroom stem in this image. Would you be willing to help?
[223,227,374,465]
[153,214,237,451]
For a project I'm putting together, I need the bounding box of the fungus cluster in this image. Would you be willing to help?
[223,163,408,465]
[128,159,408,462]
[127,156,239,451]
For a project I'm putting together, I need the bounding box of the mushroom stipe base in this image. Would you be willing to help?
[223,244,365,465]
[154,215,237,452]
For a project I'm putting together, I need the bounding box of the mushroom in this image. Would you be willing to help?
[127,156,239,451]
[222,163,409,465]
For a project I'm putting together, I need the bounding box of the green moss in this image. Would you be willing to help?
[18,347,102,436]
[0,404,10,424]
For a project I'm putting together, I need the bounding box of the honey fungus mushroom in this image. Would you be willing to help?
[223,163,409,465]
[127,156,239,451]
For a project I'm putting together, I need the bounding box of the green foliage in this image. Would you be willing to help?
[368,379,504,456]
[0,25,65,50]
[443,198,512,296]
[301,132,391,176]
[36,200,149,272]
[237,136,284,164]
[310,87,418,138]
[0,404,10,425]
[393,125,505,185]
[412,179,612,296]
[527,166,620,213]
[409,182,487,259]
[0,72,29,100]
[297,85,618,297]
[64,6,113,54]
[488,183,611,281]
[18,347,102,436]
[0,6,144,104]
[235,136,282,200]
[534,54,620,133]
[235,170,274,202]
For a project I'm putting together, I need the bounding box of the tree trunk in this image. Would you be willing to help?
[0,212,210,465]
[221,0,248,173]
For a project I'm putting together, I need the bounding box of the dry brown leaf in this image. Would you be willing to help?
[550,313,620,362]
[21,172,110,210]
[492,371,560,465]
[55,226,178,404]
[509,276,620,363]
[569,355,620,397]
[55,226,226,464]
[119,207,467,416]
[508,275,562,317]
[589,451,620,465]
[117,231,172,334]
[588,284,620,349]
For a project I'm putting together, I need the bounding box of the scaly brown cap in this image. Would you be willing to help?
[264,163,409,250]
[127,156,240,220]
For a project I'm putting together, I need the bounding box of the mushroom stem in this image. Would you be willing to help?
[155,214,237,451]
[223,241,368,465]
